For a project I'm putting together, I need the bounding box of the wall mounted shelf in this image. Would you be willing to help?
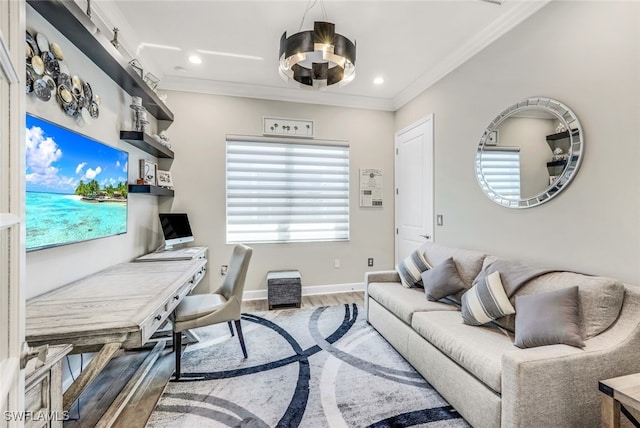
[27,0,174,122]
[120,131,174,159]
[546,129,579,141]
[128,185,174,197]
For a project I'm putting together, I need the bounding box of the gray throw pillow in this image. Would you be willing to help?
[514,286,585,349]
[421,257,466,301]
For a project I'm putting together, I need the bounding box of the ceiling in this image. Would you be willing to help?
[87,0,550,111]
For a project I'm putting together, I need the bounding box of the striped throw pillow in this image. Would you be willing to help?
[461,271,515,325]
[396,250,431,288]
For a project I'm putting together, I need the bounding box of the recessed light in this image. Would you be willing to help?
[189,55,202,64]
[373,76,384,85]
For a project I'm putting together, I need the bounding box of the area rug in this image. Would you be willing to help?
[147,304,469,427]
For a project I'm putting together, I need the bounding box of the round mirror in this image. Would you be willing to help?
[475,97,583,208]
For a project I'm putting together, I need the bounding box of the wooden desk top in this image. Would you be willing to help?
[26,259,207,352]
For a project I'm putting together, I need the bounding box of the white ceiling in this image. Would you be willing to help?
[88,0,550,111]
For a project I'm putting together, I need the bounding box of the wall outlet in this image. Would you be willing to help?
[334,258,341,269]
[368,258,374,267]
[220,265,228,275]
[437,214,444,226]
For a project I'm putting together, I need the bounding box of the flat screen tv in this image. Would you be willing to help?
[26,114,129,251]
[159,213,194,250]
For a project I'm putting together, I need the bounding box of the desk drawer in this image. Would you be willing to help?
[141,306,168,344]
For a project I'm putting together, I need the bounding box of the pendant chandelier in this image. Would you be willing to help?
[278,3,356,89]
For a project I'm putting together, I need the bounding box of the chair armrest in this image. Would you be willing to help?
[501,290,640,427]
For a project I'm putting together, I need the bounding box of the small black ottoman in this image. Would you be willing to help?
[267,270,302,310]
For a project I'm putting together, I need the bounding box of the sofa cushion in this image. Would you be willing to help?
[461,271,515,326]
[514,286,584,348]
[420,243,487,302]
[495,271,625,339]
[396,249,431,288]
[422,257,466,301]
[367,282,459,325]
[411,311,514,393]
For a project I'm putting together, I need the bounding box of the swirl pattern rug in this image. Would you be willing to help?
[147,304,469,427]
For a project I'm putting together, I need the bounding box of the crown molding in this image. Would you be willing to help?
[80,0,550,113]
[391,0,552,110]
[159,75,396,111]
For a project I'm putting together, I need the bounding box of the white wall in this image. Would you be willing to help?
[25,6,162,298]
[396,1,640,284]
[160,91,396,293]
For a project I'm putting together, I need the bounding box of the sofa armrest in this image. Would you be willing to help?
[501,286,640,427]
[364,270,400,321]
[365,270,400,284]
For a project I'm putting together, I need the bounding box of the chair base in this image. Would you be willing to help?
[173,320,247,380]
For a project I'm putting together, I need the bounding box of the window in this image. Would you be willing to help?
[478,147,521,200]
[226,137,349,243]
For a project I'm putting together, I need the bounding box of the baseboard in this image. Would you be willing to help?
[243,282,364,301]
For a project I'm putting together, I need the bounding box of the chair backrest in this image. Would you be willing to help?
[218,244,253,302]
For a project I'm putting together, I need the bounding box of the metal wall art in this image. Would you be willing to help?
[26,29,100,126]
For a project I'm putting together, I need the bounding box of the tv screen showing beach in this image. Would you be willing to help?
[26,114,128,251]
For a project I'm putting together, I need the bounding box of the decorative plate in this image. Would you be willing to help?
[89,101,99,118]
[42,52,60,79]
[33,78,51,101]
[57,72,71,88]
[26,68,34,93]
[42,75,55,91]
[71,75,83,96]
[80,107,92,125]
[57,84,73,104]
[83,82,93,107]
[63,98,78,116]
[36,33,50,53]
[26,42,34,61]
[50,42,64,60]
[26,31,39,57]
[31,55,44,76]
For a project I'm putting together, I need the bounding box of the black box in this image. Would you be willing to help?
[267,270,302,310]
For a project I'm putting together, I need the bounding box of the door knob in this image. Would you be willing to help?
[419,234,431,240]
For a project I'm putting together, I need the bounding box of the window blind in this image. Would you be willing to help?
[478,147,521,199]
[226,137,350,243]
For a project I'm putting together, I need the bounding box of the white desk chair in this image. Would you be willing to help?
[173,244,253,379]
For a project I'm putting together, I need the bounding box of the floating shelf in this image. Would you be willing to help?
[120,131,174,159]
[128,185,174,197]
[546,129,579,141]
[27,0,174,122]
[546,160,567,168]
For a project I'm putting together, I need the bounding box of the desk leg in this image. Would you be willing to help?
[601,394,621,428]
[63,342,122,411]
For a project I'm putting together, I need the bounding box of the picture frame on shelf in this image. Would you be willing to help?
[157,170,174,188]
[139,159,157,185]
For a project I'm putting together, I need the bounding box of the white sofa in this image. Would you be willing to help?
[365,242,640,428]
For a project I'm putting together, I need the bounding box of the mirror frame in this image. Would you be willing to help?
[475,97,584,209]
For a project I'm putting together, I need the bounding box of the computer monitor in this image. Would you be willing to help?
[159,213,194,250]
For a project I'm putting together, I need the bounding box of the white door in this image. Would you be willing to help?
[0,1,26,426]
[394,115,434,264]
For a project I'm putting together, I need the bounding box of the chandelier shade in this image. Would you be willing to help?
[279,21,356,88]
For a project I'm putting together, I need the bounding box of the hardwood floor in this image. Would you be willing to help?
[64,291,365,427]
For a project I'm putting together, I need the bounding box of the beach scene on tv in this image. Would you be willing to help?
[26,114,129,250]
